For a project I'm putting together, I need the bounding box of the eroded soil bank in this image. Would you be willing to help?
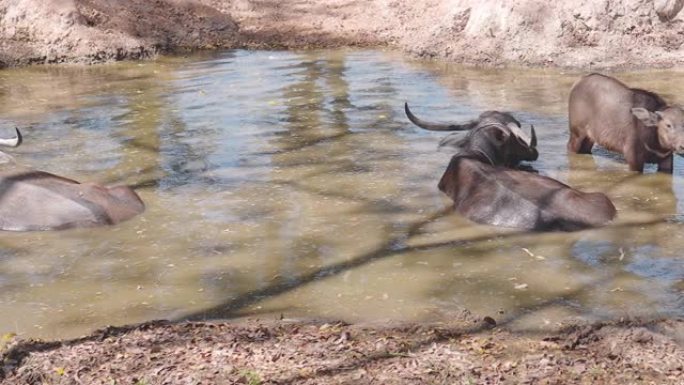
[1,317,683,384]
[3,0,684,68]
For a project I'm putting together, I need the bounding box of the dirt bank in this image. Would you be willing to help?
[2,0,684,68]
[1,316,683,384]
[0,0,239,66]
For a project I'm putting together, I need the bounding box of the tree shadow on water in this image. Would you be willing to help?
[181,206,453,321]
[178,198,665,323]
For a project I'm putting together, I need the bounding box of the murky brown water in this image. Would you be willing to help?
[0,50,683,339]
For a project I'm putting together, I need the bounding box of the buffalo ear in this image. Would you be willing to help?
[490,126,510,143]
[631,108,659,127]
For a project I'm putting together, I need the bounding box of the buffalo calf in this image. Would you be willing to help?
[568,73,684,173]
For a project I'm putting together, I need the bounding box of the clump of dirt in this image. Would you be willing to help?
[1,317,683,384]
[3,0,684,68]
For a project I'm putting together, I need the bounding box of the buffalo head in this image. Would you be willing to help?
[632,106,684,156]
[404,103,538,167]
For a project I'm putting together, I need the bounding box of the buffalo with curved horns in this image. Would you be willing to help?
[0,128,145,231]
[405,103,538,166]
[405,103,616,231]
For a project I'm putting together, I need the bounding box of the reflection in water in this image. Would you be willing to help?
[0,50,683,339]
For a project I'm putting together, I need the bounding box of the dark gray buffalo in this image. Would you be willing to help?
[568,73,684,173]
[0,128,145,231]
[405,103,616,231]
[405,103,539,166]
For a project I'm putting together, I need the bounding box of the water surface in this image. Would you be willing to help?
[0,50,683,339]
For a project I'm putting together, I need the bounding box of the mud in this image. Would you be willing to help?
[3,0,684,68]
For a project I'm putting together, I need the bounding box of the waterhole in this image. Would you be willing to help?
[0,49,683,339]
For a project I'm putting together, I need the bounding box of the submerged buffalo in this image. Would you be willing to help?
[568,73,684,173]
[405,103,616,231]
[0,128,145,231]
[405,103,538,166]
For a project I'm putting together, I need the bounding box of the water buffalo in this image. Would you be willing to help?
[404,103,538,166]
[568,73,684,173]
[0,128,145,231]
[405,103,616,231]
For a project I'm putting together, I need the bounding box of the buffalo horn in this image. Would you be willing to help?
[404,102,476,131]
[530,125,537,147]
[0,128,22,148]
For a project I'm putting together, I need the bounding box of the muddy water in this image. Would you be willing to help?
[0,50,683,339]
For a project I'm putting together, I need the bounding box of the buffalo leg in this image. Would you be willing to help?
[624,145,645,172]
[567,133,594,154]
[578,138,595,154]
[657,155,674,173]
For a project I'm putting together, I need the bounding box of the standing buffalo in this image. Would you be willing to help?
[568,73,684,173]
[0,128,145,231]
[405,103,616,231]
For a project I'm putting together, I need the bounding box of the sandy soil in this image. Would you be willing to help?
[2,0,684,68]
[1,316,683,384]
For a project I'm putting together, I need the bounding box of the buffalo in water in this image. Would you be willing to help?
[405,103,616,231]
[405,103,538,166]
[568,73,684,173]
[0,128,144,231]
